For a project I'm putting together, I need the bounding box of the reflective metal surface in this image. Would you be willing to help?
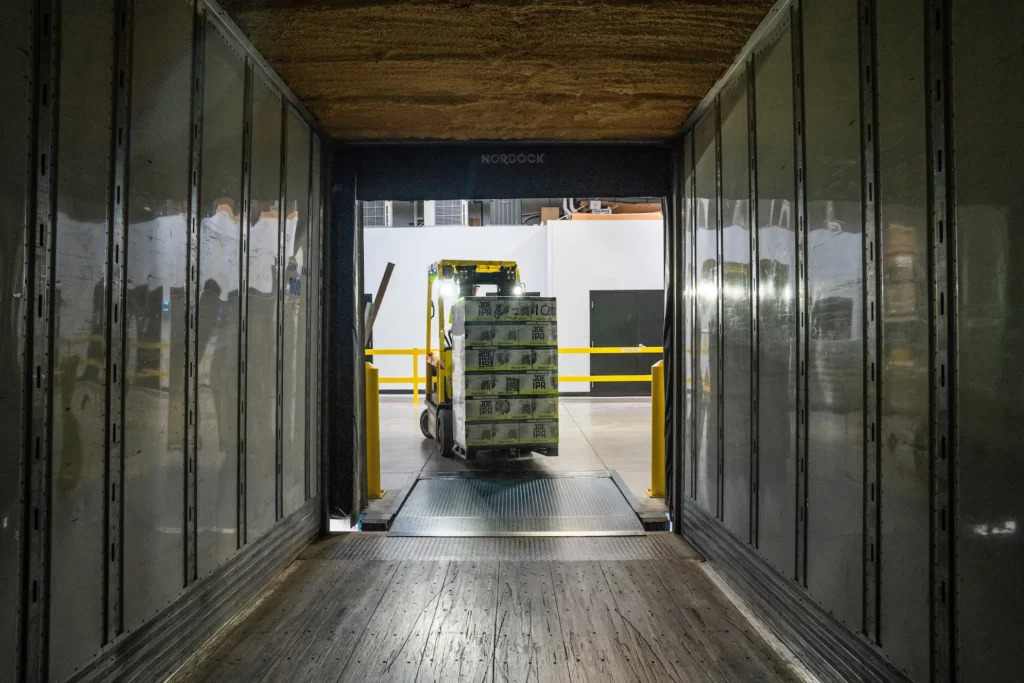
[49,2,114,677]
[197,21,244,576]
[719,73,751,541]
[308,138,322,499]
[246,76,282,542]
[389,476,644,537]
[283,111,310,516]
[694,109,719,518]
[753,23,796,578]
[0,2,32,679]
[683,133,695,501]
[122,0,193,635]
[802,0,863,631]
[953,3,1024,679]
[875,0,929,677]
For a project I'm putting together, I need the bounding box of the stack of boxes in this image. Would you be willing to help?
[451,296,559,453]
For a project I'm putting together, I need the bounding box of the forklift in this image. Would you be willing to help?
[419,260,524,458]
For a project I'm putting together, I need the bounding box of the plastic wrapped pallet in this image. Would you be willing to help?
[463,372,559,397]
[461,322,558,347]
[452,296,559,453]
[453,296,557,326]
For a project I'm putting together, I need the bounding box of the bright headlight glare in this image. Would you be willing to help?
[512,284,525,296]
[438,279,457,298]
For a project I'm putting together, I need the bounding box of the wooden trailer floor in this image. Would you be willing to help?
[174,533,805,683]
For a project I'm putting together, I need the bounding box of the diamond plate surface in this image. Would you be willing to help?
[388,475,645,537]
[309,534,697,561]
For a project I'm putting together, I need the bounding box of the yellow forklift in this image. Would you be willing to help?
[419,260,524,458]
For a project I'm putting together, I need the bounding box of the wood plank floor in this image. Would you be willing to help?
[175,534,802,683]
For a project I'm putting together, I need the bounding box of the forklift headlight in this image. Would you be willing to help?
[512,284,525,296]
[439,279,458,298]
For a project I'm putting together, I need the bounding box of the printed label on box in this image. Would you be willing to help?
[464,348,538,371]
[465,422,522,446]
[461,297,557,322]
[465,397,534,421]
[521,420,559,445]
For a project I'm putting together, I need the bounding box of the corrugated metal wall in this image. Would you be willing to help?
[673,1,1024,681]
[0,1,325,680]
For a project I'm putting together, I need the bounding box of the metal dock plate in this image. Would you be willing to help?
[388,474,645,537]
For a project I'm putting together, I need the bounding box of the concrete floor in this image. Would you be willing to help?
[377,396,665,514]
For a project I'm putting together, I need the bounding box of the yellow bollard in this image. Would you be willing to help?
[365,362,385,499]
[412,349,420,406]
[648,360,665,498]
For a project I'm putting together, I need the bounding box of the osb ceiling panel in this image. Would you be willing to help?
[220,0,774,141]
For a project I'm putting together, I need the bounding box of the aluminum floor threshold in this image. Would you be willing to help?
[388,473,645,537]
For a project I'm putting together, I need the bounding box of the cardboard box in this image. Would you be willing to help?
[462,396,559,422]
[453,297,557,324]
[457,419,559,449]
[460,322,558,347]
[540,206,560,224]
[464,397,535,421]
[462,421,523,447]
[463,372,559,397]
[462,347,558,372]
[520,419,559,446]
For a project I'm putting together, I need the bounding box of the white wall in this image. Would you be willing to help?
[549,220,664,391]
[364,219,664,392]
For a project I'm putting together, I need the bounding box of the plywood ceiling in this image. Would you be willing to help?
[220,0,774,141]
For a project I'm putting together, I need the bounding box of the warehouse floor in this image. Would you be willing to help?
[377,396,666,514]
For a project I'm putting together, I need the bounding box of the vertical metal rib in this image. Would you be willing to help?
[714,96,726,521]
[24,1,60,678]
[276,100,287,521]
[238,60,253,547]
[858,0,882,643]
[106,0,133,641]
[185,2,205,586]
[689,134,698,501]
[304,131,313,501]
[925,0,955,678]
[747,56,759,548]
[791,0,810,587]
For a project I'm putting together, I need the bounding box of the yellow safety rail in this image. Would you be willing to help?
[648,360,665,498]
[364,346,664,404]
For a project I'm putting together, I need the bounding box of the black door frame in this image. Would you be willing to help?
[324,142,679,527]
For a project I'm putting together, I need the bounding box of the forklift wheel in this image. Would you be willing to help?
[437,409,455,458]
[419,409,431,439]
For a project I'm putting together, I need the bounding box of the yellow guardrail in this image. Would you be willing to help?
[365,349,669,500]
[363,346,665,405]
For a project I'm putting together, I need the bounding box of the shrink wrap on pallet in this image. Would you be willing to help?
[453,296,557,324]
[462,372,559,397]
[452,296,559,452]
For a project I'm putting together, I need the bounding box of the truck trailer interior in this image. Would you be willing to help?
[2,1,1021,682]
